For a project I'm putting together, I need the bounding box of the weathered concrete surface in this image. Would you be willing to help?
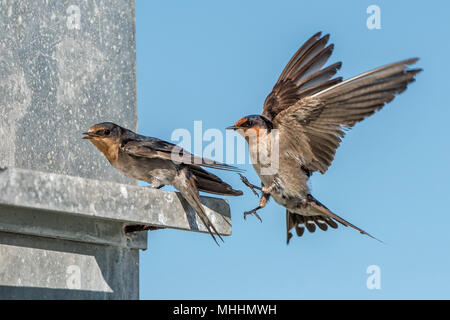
[0,232,139,300]
[0,0,137,185]
[0,167,232,236]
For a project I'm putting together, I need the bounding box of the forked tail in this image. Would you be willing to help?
[286,194,383,244]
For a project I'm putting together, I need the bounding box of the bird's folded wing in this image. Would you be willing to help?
[122,138,242,172]
[273,58,422,174]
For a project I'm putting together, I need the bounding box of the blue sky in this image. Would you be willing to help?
[135,1,450,299]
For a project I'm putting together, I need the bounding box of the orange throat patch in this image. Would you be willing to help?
[89,138,119,163]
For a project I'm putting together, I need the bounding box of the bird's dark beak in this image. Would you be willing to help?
[226,126,240,131]
[82,132,97,139]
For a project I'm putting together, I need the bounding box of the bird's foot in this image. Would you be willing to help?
[239,174,261,197]
[243,208,262,222]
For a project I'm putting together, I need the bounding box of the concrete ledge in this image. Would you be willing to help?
[0,167,232,243]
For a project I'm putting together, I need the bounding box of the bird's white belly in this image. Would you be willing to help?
[270,190,318,216]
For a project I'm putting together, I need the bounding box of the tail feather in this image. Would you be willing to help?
[304,216,316,233]
[307,194,383,243]
[313,216,328,231]
[190,166,243,197]
[286,194,382,244]
[175,167,224,246]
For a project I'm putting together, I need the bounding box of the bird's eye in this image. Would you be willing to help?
[104,129,111,135]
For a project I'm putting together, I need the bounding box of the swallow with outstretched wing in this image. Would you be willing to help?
[228,32,421,243]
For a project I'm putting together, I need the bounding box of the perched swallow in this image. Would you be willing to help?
[83,122,242,245]
[227,32,421,243]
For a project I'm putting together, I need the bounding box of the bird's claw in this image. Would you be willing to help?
[243,209,262,222]
[239,174,261,197]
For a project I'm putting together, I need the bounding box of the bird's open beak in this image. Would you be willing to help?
[226,126,240,131]
[82,132,98,140]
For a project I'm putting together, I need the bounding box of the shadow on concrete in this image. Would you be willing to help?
[0,231,138,300]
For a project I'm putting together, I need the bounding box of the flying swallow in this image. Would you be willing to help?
[83,122,242,245]
[227,32,421,244]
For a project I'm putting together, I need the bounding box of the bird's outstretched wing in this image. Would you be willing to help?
[273,58,422,173]
[122,137,243,172]
[262,32,342,121]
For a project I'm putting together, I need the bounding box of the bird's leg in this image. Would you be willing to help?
[244,192,270,222]
[239,173,262,197]
[261,183,276,194]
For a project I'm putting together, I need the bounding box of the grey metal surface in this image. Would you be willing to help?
[0,0,137,185]
[0,0,234,300]
[0,204,147,250]
[0,0,142,300]
[0,232,139,300]
[0,166,232,300]
[0,167,232,236]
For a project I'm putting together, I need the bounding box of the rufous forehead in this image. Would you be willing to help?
[234,117,248,127]
[88,125,105,133]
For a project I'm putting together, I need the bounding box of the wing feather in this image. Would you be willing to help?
[262,32,342,120]
[122,138,242,172]
[274,58,421,173]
